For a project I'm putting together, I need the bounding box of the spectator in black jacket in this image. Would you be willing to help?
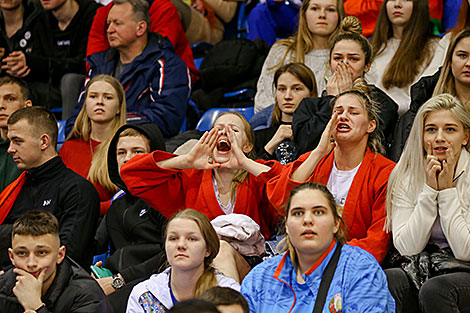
[0,210,111,313]
[1,0,100,110]
[0,107,100,270]
[293,16,398,156]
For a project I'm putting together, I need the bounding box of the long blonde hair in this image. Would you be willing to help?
[68,75,127,192]
[271,0,345,71]
[433,29,470,106]
[386,94,470,231]
[166,209,220,297]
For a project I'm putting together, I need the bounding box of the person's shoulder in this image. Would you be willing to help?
[368,151,396,170]
[339,244,383,276]
[215,272,240,291]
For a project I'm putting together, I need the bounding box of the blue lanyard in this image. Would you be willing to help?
[168,271,179,305]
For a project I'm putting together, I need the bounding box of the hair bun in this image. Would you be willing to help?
[339,16,363,35]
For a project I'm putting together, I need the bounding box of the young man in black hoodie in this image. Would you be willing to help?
[93,122,167,313]
[0,210,111,313]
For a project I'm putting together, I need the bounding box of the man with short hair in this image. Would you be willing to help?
[0,106,100,270]
[0,76,31,191]
[0,210,111,312]
[66,0,190,139]
[200,286,250,313]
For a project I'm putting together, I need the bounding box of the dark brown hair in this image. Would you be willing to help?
[450,0,470,39]
[370,0,437,89]
[200,286,249,313]
[0,75,30,101]
[271,63,317,126]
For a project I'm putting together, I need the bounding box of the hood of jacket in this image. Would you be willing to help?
[108,122,165,192]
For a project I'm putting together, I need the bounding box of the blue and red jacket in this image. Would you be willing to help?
[66,32,191,138]
[241,241,395,313]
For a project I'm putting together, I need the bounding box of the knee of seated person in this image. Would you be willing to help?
[419,275,453,306]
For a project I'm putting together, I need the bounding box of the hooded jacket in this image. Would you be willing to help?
[0,0,43,57]
[0,257,112,313]
[95,122,168,277]
[66,32,191,139]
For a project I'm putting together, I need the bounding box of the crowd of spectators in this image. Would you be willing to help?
[0,0,469,312]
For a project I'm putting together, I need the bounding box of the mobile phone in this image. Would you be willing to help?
[90,265,113,278]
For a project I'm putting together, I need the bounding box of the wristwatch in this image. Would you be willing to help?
[112,274,125,290]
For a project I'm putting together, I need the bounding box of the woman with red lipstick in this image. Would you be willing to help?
[60,74,127,215]
[120,112,283,282]
[126,209,239,313]
[293,16,398,156]
[268,89,395,264]
[367,0,439,116]
[241,182,395,313]
[254,0,346,113]
[385,94,470,313]
[254,62,317,164]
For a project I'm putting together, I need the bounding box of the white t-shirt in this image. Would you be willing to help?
[326,162,361,216]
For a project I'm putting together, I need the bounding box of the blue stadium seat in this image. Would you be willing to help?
[195,107,254,132]
[57,120,66,151]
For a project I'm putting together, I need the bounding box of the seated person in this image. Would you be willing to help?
[293,16,398,156]
[1,0,100,109]
[86,0,198,82]
[93,122,167,297]
[120,112,283,282]
[60,74,127,215]
[385,94,470,313]
[66,0,190,139]
[168,299,221,313]
[126,209,240,312]
[268,89,395,263]
[0,107,100,269]
[254,62,317,164]
[0,210,111,312]
[0,76,31,191]
[200,286,249,313]
[241,183,395,312]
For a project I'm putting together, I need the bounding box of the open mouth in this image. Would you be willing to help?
[337,123,350,131]
[216,140,231,152]
[434,146,448,152]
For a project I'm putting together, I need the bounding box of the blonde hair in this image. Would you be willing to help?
[433,29,470,108]
[166,209,220,297]
[277,183,347,269]
[386,94,470,231]
[68,75,127,193]
[270,0,345,71]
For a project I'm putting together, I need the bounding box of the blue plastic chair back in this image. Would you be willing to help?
[196,107,254,132]
[56,120,66,151]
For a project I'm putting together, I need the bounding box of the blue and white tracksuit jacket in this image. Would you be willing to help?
[241,241,395,313]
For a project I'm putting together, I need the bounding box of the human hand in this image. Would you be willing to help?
[12,268,45,311]
[0,48,5,60]
[314,112,338,157]
[2,51,30,77]
[184,128,221,170]
[264,124,293,155]
[93,275,116,295]
[326,61,353,96]
[0,270,4,275]
[437,143,456,190]
[425,142,441,190]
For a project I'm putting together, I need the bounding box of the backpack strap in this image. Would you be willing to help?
[312,243,342,313]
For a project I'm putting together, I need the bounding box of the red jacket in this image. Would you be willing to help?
[267,148,395,263]
[86,0,199,82]
[59,138,113,215]
[121,151,284,238]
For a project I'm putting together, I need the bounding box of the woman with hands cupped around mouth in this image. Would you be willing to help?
[384,94,470,313]
[267,88,395,264]
[120,112,283,283]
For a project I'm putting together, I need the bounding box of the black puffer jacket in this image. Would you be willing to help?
[293,85,398,156]
[0,257,112,313]
[94,122,168,280]
[390,69,441,162]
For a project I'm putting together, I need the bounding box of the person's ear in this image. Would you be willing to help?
[205,249,211,258]
[363,63,371,74]
[136,21,147,37]
[242,142,253,154]
[24,100,32,107]
[333,218,340,235]
[367,119,376,134]
[57,246,66,264]
[40,134,50,151]
[8,248,16,267]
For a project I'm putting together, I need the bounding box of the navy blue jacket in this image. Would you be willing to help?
[66,32,190,138]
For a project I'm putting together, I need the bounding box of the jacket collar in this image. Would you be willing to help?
[26,156,65,183]
[454,149,469,183]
